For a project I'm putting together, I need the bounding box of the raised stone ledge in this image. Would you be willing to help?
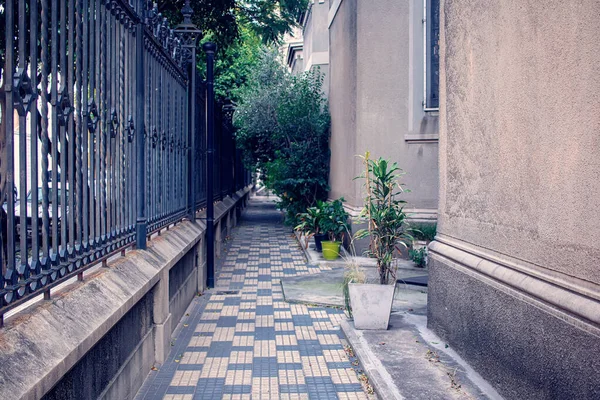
[0,187,251,400]
[429,238,600,330]
[0,222,203,400]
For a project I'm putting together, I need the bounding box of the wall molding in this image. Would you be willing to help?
[305,51,330,71]
[337,202,437,222]
[429,236,600,333]
[328,0,344,28]
[404,133,439,143]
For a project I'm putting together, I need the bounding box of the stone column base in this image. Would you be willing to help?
[428,239,600,400]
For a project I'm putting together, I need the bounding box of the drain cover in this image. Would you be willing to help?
[215,290,240,295]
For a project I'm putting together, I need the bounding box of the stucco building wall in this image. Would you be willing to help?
[303,1,330,95]
[328,0,439,217]
[429,0,600,398]
[327,0,358,205]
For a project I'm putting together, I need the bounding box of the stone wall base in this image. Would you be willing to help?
[428,240,600,400]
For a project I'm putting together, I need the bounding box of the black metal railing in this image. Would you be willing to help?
[0,0,251,324]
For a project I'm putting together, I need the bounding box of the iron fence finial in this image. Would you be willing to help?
[182,0,193,24]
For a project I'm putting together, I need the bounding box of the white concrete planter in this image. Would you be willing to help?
[348,283,395,330]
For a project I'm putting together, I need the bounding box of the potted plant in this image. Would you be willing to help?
[295,201,328,252]
[320,198,350,260]
[347,152,412,330]
[295,203,320,250]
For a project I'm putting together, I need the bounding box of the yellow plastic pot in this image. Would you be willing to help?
[321,241,341,260]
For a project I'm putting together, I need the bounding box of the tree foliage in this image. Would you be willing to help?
[234,50,331,224]
[159,0,305,101]
[209,26,263,102]
[158,0,307,48]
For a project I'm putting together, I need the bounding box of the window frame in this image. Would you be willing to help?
[423,0,440,111]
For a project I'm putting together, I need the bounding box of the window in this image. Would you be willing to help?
[424,0,440,110]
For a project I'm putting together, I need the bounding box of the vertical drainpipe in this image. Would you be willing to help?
[204,42,217,288]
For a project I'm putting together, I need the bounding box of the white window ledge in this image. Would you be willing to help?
[404,133,439,143]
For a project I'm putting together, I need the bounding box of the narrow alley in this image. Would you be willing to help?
[135,197,369,399]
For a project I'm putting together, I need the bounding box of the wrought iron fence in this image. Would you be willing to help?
[0,0,250,324]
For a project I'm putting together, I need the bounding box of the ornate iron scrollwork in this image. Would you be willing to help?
[173,0,202,69]
[109,108,119,138]
[160,18,169,47]
[151,127,158,149]
[13,68,36,117]
[127,115,135,143]
[161,131,167,151]
[88,102,99,133]
[57,87,73,126]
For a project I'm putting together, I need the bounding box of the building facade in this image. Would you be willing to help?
[302,0,330,94]
[282,24,304,75]
[428,0,600,398]
[327,0,439,222]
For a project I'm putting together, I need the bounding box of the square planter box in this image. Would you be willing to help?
[348,283,395,330]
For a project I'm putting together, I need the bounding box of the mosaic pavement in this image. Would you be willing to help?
[135,197,369,400]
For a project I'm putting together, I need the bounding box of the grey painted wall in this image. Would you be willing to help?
[329,0,439,214]
[306,2,329,55]
[303,10,314,63]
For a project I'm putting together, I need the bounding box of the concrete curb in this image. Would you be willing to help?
[340,319,405,400]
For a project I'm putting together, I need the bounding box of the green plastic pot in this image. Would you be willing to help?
[321,241,341,260]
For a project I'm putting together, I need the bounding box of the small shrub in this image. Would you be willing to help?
[410,223,437,242]
[409,247,427,268]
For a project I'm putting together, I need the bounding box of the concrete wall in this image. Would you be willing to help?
[290,50,304,75]
[303,1,330,96]
[429,0,600,398]
[328,0,358,205]
[328,0,439,218]
[303,9,314,65]
[0,188,251,400]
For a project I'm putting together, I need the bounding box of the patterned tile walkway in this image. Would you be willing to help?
[136,197,369,400]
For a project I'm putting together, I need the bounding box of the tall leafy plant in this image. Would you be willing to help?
[234,50,330,224]
[356,152,412,285]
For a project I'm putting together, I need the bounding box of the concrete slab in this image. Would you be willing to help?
[281,265,428,314]
[341,313,505,400]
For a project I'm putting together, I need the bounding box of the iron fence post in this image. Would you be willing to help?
[135,8,147,250]
[174,0,201,222]
[188,54,197,221]
[204,42,217,289]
